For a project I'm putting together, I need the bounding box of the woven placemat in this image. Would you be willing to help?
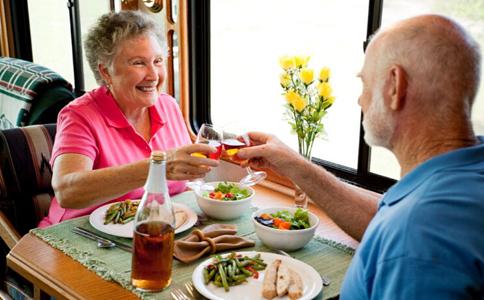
[31,191,354,299]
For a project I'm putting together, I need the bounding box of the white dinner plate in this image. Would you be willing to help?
[89,201,197,238]
[192,251,323,300]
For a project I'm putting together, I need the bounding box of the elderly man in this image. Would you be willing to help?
[238,14,483,299]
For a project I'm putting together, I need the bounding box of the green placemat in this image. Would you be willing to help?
[31,191,354,299]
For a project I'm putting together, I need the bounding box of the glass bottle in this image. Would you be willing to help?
[131,151,175,292]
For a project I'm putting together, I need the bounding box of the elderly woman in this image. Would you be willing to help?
[39,11,217,227]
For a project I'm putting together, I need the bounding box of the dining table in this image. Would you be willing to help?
[7,184,358,300]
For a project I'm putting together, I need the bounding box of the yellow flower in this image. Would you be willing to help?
[294,56,310,68]
[322,95,335,109]
[317,82,332,98]
[280,73,291,87]
[319,67,331,82]
[279,56,296,70]
[285,90,307,112]
[300,68,314,85]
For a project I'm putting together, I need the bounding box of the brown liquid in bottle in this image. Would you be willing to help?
[131,221,174,291]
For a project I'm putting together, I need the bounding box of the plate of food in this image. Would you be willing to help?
[89,199,197,238]
[192,251,322,300]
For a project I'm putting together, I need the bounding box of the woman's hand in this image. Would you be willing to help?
[166,143,220,180]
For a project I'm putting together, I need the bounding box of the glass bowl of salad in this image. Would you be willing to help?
[252,207,319,251]
[194,181,254,220]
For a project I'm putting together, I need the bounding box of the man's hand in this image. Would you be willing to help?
[237,132,302,177]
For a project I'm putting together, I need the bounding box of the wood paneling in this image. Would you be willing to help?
[0,0,14,57]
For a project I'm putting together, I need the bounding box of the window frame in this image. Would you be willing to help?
[187,0,396,193]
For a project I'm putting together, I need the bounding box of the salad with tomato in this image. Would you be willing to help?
[254,209,310,230]
[203,182,251,201]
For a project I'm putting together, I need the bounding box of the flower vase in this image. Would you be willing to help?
[294,152,311,208]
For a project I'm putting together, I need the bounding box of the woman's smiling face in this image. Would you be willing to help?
[102,34,165,111]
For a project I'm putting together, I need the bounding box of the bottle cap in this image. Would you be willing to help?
[151,151,167,161]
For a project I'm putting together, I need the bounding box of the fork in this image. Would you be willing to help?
[171,287,191,300]
[184,281,195,298]
[184,281,210,299]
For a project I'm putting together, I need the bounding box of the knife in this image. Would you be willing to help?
[72,226,132,253]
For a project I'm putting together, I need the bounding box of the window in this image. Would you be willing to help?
[190,0,484,191]
[210,0,368,170]
[28,0,74,84]
[78,1,111,91]
[27,0,110,93]
[190,0,396,192]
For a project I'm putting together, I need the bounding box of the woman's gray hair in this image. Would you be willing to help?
[84,10,166,85]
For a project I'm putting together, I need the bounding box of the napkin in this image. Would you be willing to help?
[173,224,255,263]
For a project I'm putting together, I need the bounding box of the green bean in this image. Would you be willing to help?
[218,264,229,292]
[121,216,134,224]
[104,212,116,225]
[228,278,247,286]
[104,200,139,224]
[203,268,210,284]
[252,264,266,271]
[238,260,251,267]
[203,253,267,292]
[248,257,267,267]
[240,267,253,277]
[113,211,121,223]
[225,264,232,279]
[208,268,216,281]
[232,274,247,281]
[229,261,236,278]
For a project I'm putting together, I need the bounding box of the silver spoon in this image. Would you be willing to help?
[72,227,132,252]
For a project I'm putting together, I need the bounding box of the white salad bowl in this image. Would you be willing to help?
[194,181,254,220]
[252,206,319,251]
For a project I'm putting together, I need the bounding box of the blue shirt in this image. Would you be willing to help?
[341,137,484,300]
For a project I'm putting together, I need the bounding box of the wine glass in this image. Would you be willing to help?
[186,124,223,191]
[222,132,267,186]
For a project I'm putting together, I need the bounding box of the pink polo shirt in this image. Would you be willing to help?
[38,86,191,228]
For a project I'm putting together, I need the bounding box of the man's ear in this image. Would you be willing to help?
[387,65,407,111]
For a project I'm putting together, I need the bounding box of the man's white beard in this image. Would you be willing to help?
[362,86,396,149]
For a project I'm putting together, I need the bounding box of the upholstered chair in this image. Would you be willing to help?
[0,124,56,299]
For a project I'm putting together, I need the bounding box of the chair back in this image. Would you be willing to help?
[0,124,56,241]
[0,124,56,297]
[0,57,75,129]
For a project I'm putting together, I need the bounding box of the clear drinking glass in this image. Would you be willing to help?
[186,123,223,191]
[222,132,267,186]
